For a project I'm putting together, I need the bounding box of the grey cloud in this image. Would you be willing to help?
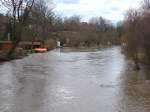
[110,7,120,11]
[55,0,79,4]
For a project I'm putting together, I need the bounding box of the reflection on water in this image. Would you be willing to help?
[0,46,150,112]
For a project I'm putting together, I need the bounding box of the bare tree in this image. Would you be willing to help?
[31,0,54,39]
[0,0,34,57]
[122,0,150,69]
[124,9,142,70]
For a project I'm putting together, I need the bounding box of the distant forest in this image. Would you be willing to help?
[0,0,121,47]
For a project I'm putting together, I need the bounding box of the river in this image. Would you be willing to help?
[0,46,150,112]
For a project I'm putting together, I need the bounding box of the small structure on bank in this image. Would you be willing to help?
[0,39,57,53]
[56,39,64,48]
[19,41,42,50]
[0,41,42,52]
[0,41,13,52]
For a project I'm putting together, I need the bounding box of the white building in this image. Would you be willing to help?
[57,41,61,47]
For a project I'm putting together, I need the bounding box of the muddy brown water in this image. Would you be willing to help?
[0,46,150,112]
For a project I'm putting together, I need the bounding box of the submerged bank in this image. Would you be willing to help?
[0,48,51,62]
[0,45,115,62]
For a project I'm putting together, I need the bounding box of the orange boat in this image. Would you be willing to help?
[34,48,47,53]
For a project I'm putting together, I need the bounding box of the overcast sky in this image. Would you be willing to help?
[53,0,141,22]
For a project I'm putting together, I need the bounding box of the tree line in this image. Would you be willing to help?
[51,16,121,47]
[121,0,150,69]
[0,0,121,54]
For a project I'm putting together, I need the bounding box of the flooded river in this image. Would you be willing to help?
[0,46,150,112]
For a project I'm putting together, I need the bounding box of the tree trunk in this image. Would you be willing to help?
[133,54,140,70]
[7,24,22,59]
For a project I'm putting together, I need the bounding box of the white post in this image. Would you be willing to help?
[7,33,10,41]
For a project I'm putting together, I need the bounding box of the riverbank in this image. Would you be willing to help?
[122,61,150,99]
[0,48,40,62]
[0,51,27,62]
[0,45,118,62]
